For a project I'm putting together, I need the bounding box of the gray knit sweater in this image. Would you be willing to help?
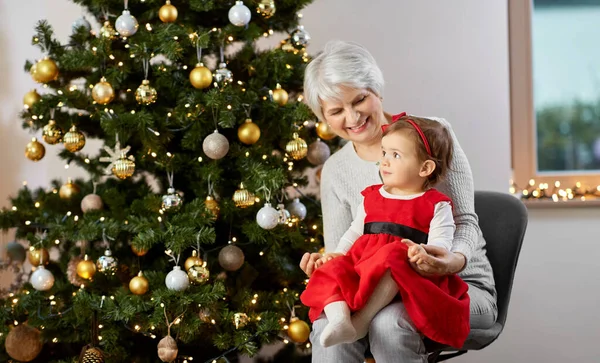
[319,117,496,298]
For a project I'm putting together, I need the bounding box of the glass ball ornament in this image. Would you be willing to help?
[184,250,203,271]
[157,335,178,363]
[285,133,308,160]
[238,118,261,145]
[59,178,80,200]
[204,195,220,220]
[135,80,157,105]
[42,120,63,145]
[72,16,91,32]
[63,125,86,152]
[28,248,50,266]
[23,89,41,109]
[272,84,288,106]
[189,63,212,89]
[112,154,136,179]
[158,0,178,23]
[256,202,279,230]
[31,58,59,83]
[228,1,251,27]
[286,198,307,220]
[202,130,230,159]
[96,249,118,275]
[307,139,331,165]
[30,266,55,291]
[165,266,189,291]
[81,193,103,213]
[100,20,117,39]
[214,63,233,89]
[25,137,45,161]
[218,245,245,272]
[257,0,276,18]
[288,317,311,343]
[316,122,337,140]
[76,254,96,280]
[115,9,139,37]
[92,77,115,105]
[187,264,210,285]
[291,25,311,48]
[161,187,183,212]
[129,271,149,295]
[233,184,255,208]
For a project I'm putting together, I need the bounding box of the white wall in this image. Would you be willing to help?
[1,0,599,362]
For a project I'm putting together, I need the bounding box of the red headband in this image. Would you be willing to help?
[382,112,432,156]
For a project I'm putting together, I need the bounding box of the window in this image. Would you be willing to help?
[510,0,600,205]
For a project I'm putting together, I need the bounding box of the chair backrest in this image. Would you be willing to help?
[474,191,528,326]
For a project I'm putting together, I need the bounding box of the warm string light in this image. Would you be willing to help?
[510,179,600,202]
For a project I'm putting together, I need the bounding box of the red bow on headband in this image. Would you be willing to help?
[382,112,432,156]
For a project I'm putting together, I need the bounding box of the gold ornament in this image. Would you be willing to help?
[189,63,213,89]
[67,256,86,286]
[238,118,261,145]
[25,137,45,161]
[233,312,249,329]
[100,20,117,39]
[272,84,288,106]
[135,79,158,105]
[28,248,49,266]
[80,347,104,363]
[233,183,255,208]
[92,77,115,105]
[159,0,178,23]
[288,317,311,343]
[218,245,245,271]
[42,120,63,144]
[187,264,210,285]
[23,90,41,109]
[31,58,59,83]
[131,244,148,256]
[285,133,308,160]
[112,154,136,179]
[63,125,86,152]
[184,250,203,271]
[316,122,337,140]
[205,195,220,220]
[157,335,178,362]
[129,271,149,295]
[257,0,276,18]
[60,178,80,199]
[76,254,96,279]
[81,194,103,213]
[5,324,43,362]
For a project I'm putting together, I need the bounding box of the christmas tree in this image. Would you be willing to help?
[0,0,338,361]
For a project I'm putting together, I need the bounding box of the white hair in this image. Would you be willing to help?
[303,40,384,121]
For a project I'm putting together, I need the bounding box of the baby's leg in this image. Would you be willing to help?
[351,270,399,339]
[320,300,357,347]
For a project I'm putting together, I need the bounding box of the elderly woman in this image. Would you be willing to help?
[299,40,497,362]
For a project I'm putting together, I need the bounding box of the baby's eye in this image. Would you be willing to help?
[382,150,386,157]
[393,152,400,159]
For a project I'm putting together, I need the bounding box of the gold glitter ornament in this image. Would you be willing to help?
[285,133,308,160]
[63,125,86,152]
[135,80,157,105]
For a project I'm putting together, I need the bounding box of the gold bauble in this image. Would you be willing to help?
[28,248,50,266]
[233,312,249,329]
[129,271,149,295]
[131,244,148,256]
[316,122,337,140]
[285,133,308,160]
[92,77,115,105]
[257,0,276,18]
[232,183,255,208]
[187,264,210,285]
[157,335,178,362]
[67,256,86,286]
[135,79,158,105]
[100,20,116,39]
[5,324,43,362]
[76,254,96,279]
[42,120,63,145]
[288,317,310,343]
[159,0,178,23]
[23,90,41,109]
[272,84,288,106]
[31,58,59,83]
[184,250,203,271]
[63,125,86,152]
[112,155,136,179]
[238,118,261,145]
[189,63,213,89]
[81,347,104,363]
[205,195,220,220]
[25,137,45,161]
[59,178,80,199]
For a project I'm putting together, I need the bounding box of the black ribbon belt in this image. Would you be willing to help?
[363,222,428,244]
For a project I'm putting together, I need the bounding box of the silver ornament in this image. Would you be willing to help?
[115,9,139,37]
[30,266,55,291]
[187,264,210,285]
[228,1,252,27]
[165,266,189,291]
[214,62,233,89]
[256,202,279,230]
[286,198,307,220]
[72,16,91,32]
[291,25,311,48]
[96,249,118,274]
[218,245,245,271]
[307,139,331,165]
[162,187,183,211]
[81,194,103,213]
[277,203,291,225]
[5,241,26,264]
[202,130,230,159]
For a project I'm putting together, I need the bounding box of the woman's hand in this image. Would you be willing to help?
[401,239,466,277]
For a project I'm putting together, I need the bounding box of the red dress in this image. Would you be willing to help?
[300,185,470,348]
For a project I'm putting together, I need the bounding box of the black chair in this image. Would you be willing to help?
[426,191,528,362]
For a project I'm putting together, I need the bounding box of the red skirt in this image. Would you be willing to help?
[300,233,471,348]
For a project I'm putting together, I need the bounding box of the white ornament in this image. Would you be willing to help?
[30,266,55,291]
[165,266,189,291]
[81,194,103,213]
[72,16,92,32]
[291,25,311,48]
[116,9,139,37]
[286,198,307,220]
[277,203,291,225]
[228,1,251,27]
[256,203,279,230]
[203,130,230,159]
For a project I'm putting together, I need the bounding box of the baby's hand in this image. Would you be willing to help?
[407,243,428,265]
[315,252,343,268]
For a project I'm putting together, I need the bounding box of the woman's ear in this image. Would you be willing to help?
[419,160,436,178]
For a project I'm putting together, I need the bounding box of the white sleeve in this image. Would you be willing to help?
[427,201,455,251]
[334,200,366,254]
